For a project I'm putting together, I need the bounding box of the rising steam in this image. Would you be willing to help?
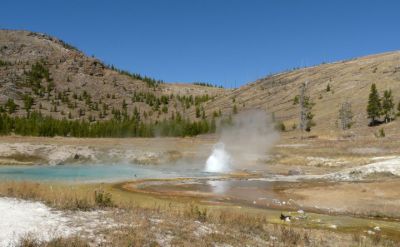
[205,110,279,173]
[205,142,231,173]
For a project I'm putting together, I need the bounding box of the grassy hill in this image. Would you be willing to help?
[1,29,400,137]
[204,51,400,136]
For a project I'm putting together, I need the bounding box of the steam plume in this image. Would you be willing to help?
[205,110,279,173]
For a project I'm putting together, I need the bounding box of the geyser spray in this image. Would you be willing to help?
[204,110,279,173]
[205,142,231,173]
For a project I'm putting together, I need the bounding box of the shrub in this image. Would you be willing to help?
[379,128,385,138]
[275,122,286,132]
[94,189,113,208]
[187,204,207,222]
[374,128,385,138]
[293,95,299,105]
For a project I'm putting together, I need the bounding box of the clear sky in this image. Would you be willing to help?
[1,0,400,87]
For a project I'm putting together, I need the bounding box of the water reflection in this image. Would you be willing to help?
[207,180,230,194]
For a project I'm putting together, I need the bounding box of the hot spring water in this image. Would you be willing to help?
[0,164,211,182]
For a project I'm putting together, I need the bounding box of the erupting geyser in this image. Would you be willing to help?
[205,142,231,173]
[204,110,279,173]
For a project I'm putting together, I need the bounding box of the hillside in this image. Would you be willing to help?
[0,30,226,125]
[204,51,400,136]
[1,29,400,137]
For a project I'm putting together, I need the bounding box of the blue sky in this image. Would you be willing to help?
[1,0,400,87]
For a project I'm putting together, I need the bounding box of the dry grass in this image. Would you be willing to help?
[0,181,114,210]
[16,235,90,247]
[2,181,399,246]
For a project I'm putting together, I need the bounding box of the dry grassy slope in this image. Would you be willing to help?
[0,30,226,121]
[2,29,400,135]
[205,51,400,135]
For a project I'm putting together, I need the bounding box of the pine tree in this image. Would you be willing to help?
[232,104,238,114]
[6,99,17,114]
[367,83,381,124]
[195,106,200,118]
[293,95,299,105]
[382,89,394,123]
[397,102,400,117]
[210,117,216,133]
[23,95,34,113]
[326,84,331,92]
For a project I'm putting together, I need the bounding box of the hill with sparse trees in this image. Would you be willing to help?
[0,30,227,137]
[201,50,400,136]
[1,29,400,137]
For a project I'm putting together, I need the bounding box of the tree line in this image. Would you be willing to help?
[0,111,216,138]
[107,65,164,88]
[367,83,398,125]
[193,82,224,88]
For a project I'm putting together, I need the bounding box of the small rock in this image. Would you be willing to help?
[288,168,303,175]
[373,226,381,231]
[367,230,375,235]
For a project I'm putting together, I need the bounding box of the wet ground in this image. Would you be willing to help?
[124,172,400,216]
[122,176,400,240]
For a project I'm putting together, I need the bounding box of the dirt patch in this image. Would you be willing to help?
[284,179,400,218]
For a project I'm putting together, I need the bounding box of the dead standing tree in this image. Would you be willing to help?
[299,81,314,132]
[299,82,307,131]
[339,101,353,130]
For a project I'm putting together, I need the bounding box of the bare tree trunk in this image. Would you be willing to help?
[339,101,353,130]
[299,82,308,132]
